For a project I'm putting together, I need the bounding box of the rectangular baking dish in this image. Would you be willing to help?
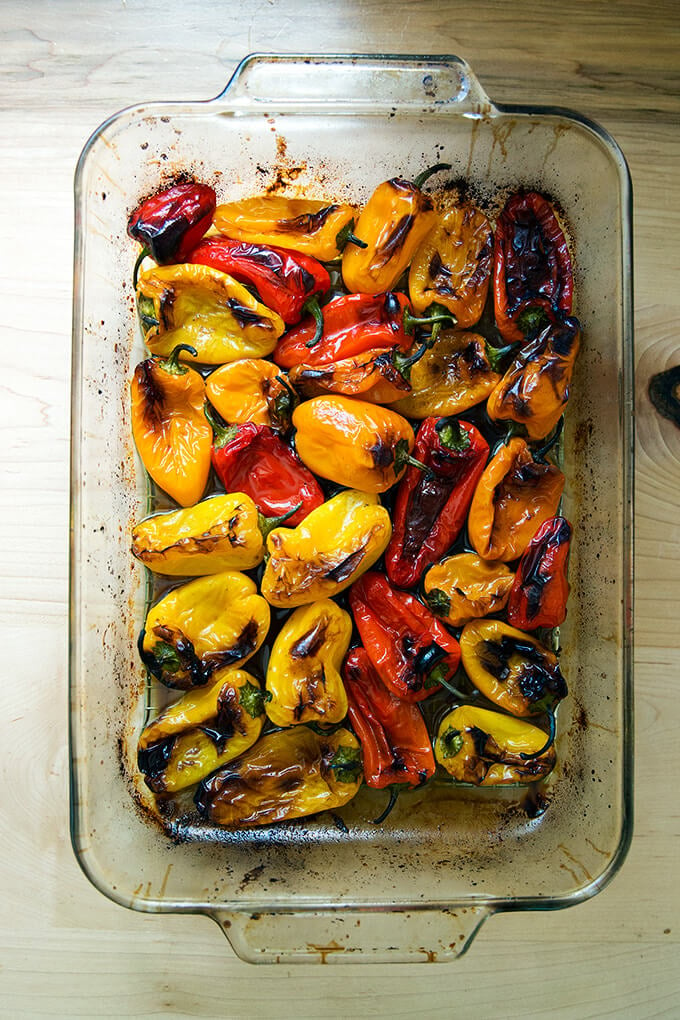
[70,53,634,963]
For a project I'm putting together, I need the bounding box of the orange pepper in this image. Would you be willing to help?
[205,358,297,432]
[213,196,357,261]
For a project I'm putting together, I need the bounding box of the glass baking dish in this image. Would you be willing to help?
[70,53,634,963]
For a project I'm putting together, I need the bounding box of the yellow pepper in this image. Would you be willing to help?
[212,196,358,261]
[261,489,392,608]
[195,726,363,827]
[137,667,265,794]
[136,263,285,364]
[141,571,270,689]
[423,553,515,627]
[205,358,297,432]
[435,705,556,785]
[265,599,352,727]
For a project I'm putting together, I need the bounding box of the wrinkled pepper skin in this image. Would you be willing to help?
[195,726,362,828]
[342,178,437,293]
[424,553,515,627]
[205,359,297,432]
[435,705,556,785]
[493,191,573,343]
[459,619,567,717]
[137,667,265,794]
[386,417,489,586]
[213,196,358,261]
[128,182,216,264]
[391,330,502,420]
[131,493,269,575]
[467,438,565,561]
[188,235,330,324]
[293,395,416,493]
[289,347,413,404]
[261,489,392,609]
[487,316,581,440]
[344,647,435,789]
[507,516,572,630]
[140,571,270,690]
[130,347,212,507]
[408,205,493,327]
[349,571,460,703]
[136,263,285,364]
[265,600,352,727]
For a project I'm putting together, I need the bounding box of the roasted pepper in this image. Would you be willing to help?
[206,408,323,527]
[344,646,435,790]
[423,553,515,627]
[195,726,363,827]
[408,204,493,327]
[212,196,358,261]
[486,315,581,440]
[385,417,489,586]
[265,600,352,727]
[137,667,265,794]
[130,344,212,507]
[205,359,297,432]
[288,347,417,404]
[292,395,419,493]
[349,571,460,703]
[506,516,572,630]
[467,437,565,562]
[435,705,556,785]
[136,263,285,364]
[493,191,573,343]
[341,165,449,293]
[261,489,392,608]
[140,571,270,690]
[128,181,216,265]
[391,330,504,420]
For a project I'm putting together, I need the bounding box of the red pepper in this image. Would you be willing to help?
[187,235,331,326]
[205,408,324,526]
[343,647,435,789]
[386,417,489,587]
[493,191,573,343]
[349,572,460,703]
[506,516,572,630]
[127,182,216,265]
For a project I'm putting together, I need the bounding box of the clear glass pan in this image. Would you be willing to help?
[70,53,634,963]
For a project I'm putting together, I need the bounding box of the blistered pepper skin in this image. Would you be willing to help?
[436,705,556,785]
[141,571,270,690]
[213,196,358,261]
[265,600,352,727]
[205,359,297,432]
[424,553,515,627]
[288,347,412,404]
[137,667,265,794]
[506,516,572,630]
[195,726,362,828]
[128,182,216,264]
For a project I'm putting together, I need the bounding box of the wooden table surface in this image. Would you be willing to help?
[2,2,679,1016]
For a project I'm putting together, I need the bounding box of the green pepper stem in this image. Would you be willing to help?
[391,341,429,376]
[412,162,452,190]
[133,246,150,289]
[258,503,302,541]
[160,344,198,375]
[335,217,368,252]
[373,786,400,825]
[532,416,565,462]
[486,340,516,373]
[203,402,238,448]
[436,674,467,700]
[435,417,471,453]
[519,710,556,760]
[403,307,456,336]
[303,295,326,348]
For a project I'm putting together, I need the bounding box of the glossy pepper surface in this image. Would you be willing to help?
[408,204,493,327]
[195,726,362,828]
[493,191,573,343]
[288,347,415,404]
[137,667,265,793]
[261,489,392,608]
[213,196,358,261]
[140,571,270,690]
[423,553,515,627]
[265,600,352,727]
[136,263,285,364]
[344,647,435,789]
[467,437,565,561]
[349,571,460,703]
[205,358,297,432]
[130,344,211,507]
[292,395,417,493]
[507,516,572,630]
[127,182,216,265]
[460,619,567,718]
[385,417,489,586]
[435,705,556,785]
[188,235,330,324]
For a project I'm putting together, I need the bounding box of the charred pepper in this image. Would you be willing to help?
[213,195,358,261]
[506,516,572,630]
[424,553,515,627]
[205,359,297,432]
[128,181,216,266]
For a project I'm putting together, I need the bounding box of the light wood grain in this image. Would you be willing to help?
[1,1,679,1016]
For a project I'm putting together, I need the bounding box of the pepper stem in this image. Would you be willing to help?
[302,295,326,348]
[203,402,239,449]
[258,503,302,540]
[160,344,198,375]
[486,340,516,373]
[133,246,150,289]
[335,218,368,252]
[391,341,429,377]
[412,162,452,190]
[403,307,456,336]
[435,417,471,453]
[373,786,400,825]
[393,438,431,477]
[519,710,556,760]
[532,416,565,462]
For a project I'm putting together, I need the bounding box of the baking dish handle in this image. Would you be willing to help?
[210,905,490,964]
[216,53,496,114]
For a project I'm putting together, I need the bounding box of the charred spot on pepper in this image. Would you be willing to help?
[290,618,328,659]
[133,361,167,428]
[374,214,416,267]
[138,735,175,790]
[226,298,272,330]
[368,435,397,469]
[198,685,247,752]
[278,205,339,235]
[324,545,368,584]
